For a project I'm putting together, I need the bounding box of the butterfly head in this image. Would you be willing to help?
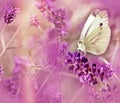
[77,40,86,52]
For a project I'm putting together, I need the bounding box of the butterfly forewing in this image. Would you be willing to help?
[80,11,96,40]
[85,10,109,39]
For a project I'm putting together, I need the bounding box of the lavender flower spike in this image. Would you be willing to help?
[65,51,113,85]
[4,5,20,24]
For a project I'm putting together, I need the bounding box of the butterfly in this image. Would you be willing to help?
[77,9,111,55]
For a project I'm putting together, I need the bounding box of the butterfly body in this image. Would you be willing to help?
[78,9,111,55]
[78,39,86,52]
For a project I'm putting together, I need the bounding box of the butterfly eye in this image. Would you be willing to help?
[100,23,103,26]
[79,40,83,44]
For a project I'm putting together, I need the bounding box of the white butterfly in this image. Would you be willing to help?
[77,9,111,55]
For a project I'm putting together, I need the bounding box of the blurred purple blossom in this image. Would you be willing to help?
[1,57,29,95]
[3,76,19,95]
[58,42,69,57]
[0,65,4,75]
[36,0,55,12]
[36,0,67,37]
[48,9,67,36]
[51,91,62,103]
[65,51,113,85]
[98,84,120,103]
[4,5,20,24]
[13,56,30,75]
[30,16,40,28]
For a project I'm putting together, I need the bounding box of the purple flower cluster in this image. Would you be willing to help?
[36,0,67,36]
[48,8,67,36]
[96,84,120,102]
[101,84,117,93]
[58,42,69,57]
[51,91,62,103]
[65,51,113,85]
[30,16,40,28]
[36,0,54,12]
[4,5,20,24]
[4,76,19,95]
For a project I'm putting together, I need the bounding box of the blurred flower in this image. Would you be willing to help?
[65,51,113,85]
[48,9,67,36]
[58,42,69,57]
[36,0,55,12]
[0,65,4,82]
[4,76,19,95]
[98,84,120,103]
[13,56,30,75]
[2,56,30,95]
[0,65,4,75]
[99,65,113,81]
[51,91,62,103]
[36,0,67,37]
[36,1,47,12]
[4,5,20,24]
[30,15,40,28]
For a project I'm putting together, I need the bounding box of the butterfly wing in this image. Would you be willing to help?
[79,9,100,40]
[84,26,111,55]
[84,10,111,55]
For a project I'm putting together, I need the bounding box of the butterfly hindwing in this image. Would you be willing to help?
[84,26,111,55]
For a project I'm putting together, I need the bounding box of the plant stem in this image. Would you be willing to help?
[0,24,7,50]
[36,67,56,96]
[1,24,7,33]
[33,66,76,79]
[113,73,120,82]
[37,25,45,34]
